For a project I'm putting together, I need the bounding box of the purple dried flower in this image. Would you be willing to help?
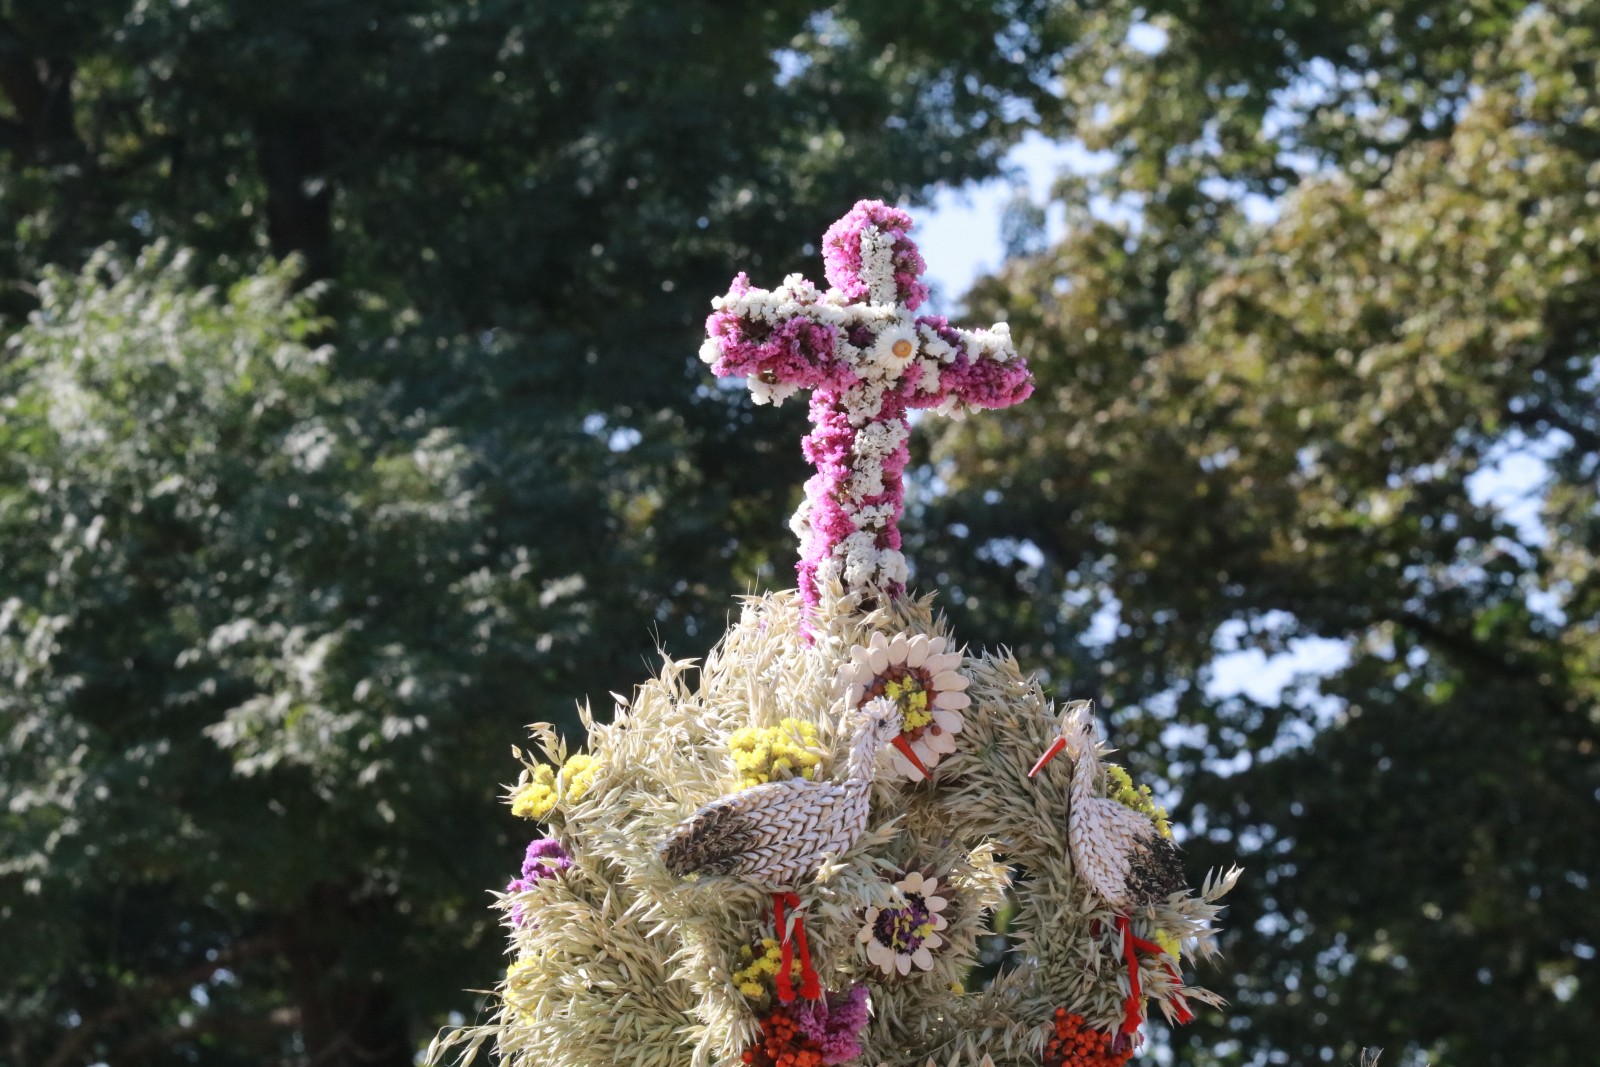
[794,984,871,1066]
[506,836,571,926]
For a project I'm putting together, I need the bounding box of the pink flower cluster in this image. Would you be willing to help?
[798,384,910,602]
[703,273,844,392]
[910,316,1035,411]
[793,984,871,1066]
[822,201,929,310]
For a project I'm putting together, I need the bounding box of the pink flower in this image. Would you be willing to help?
[794,985,871,1066]
[821,200,929,310]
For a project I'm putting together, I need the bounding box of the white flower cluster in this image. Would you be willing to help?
[748,377,800,407]
[823,530,908,591]
[858,225,900,306]
[844,422,905,500]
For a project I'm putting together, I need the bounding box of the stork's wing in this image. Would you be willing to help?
[656,779,812,877]
[1070,798,1186,909]
[1126,831,1186,905]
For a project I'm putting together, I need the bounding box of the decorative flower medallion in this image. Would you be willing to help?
[856,871,950,976]
[837,631,969,779]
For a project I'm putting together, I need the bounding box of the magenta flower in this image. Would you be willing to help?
[794,984,871,1066]
[822,200,929,310]
[506,836,572,926]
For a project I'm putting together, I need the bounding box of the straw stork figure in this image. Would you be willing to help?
[659,697,928,1001]
[1029,700,1190,1035]
[1028,700,1185,909]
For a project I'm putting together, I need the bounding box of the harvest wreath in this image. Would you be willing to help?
[429,201,1238,1067]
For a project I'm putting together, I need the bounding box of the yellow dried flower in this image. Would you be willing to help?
[510,764,558,820]
[1104,764,1172,839]
[1155,928,1182,963]
[884,676,932,730]
[559,753,600,801]
[505,958,539,1023]
[731,938,802,998]
[727,719,823,789]
[509,754,600,820]
[506,957,538,990]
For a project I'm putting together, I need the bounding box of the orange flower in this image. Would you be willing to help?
[742,1005,824,1067]
[1042,1009,1132,1067]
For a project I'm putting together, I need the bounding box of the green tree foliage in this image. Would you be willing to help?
[0,247,523,1066]
[0,3,1078,1064]
[926,4,1599,1064]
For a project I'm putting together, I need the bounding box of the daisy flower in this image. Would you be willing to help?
[856,871,950,976]
[837,631,969,779]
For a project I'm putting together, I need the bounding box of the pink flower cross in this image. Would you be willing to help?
[700,199,1033,611]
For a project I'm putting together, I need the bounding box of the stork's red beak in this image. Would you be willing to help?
[890,736,931,780]
[1028,736,1069,779]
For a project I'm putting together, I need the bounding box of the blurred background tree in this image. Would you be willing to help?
[0,1,1594,1066]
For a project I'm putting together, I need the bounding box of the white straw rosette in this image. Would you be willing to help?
[837,631,969,779]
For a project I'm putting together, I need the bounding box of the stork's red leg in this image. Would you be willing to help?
[1116,914,1194,1034]
[773,893,796,1004]
[1117,914,1143,1036]
[793,911,821,1000]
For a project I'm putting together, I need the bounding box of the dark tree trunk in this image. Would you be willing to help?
[0,20,102,282]
[281,886,414,1067]
[255,109,335,282]
[0,25,82,160]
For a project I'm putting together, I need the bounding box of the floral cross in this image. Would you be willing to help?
[700,199,1033,611]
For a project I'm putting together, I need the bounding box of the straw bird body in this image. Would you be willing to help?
[658,697,921,888]
[658,697,927,1003]
[658,774,871,889]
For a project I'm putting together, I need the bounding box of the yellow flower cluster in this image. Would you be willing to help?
[560,753,600,800]
[883,676,932,731]
[510,753,603,821]
[731,938,802,998]
[1155,928,1182,962]
[511,764,558,820]
[505,958,539,1023]
[1104,764,1172,839]
[728,719,823,790]
[506,957,538,990]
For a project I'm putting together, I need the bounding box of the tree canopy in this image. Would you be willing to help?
[1,3,1072,1064]
[926,4,1599,1064]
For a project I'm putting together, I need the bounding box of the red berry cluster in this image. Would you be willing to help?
[742,1005,823,1067]
[1042,1009,1133,1067]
